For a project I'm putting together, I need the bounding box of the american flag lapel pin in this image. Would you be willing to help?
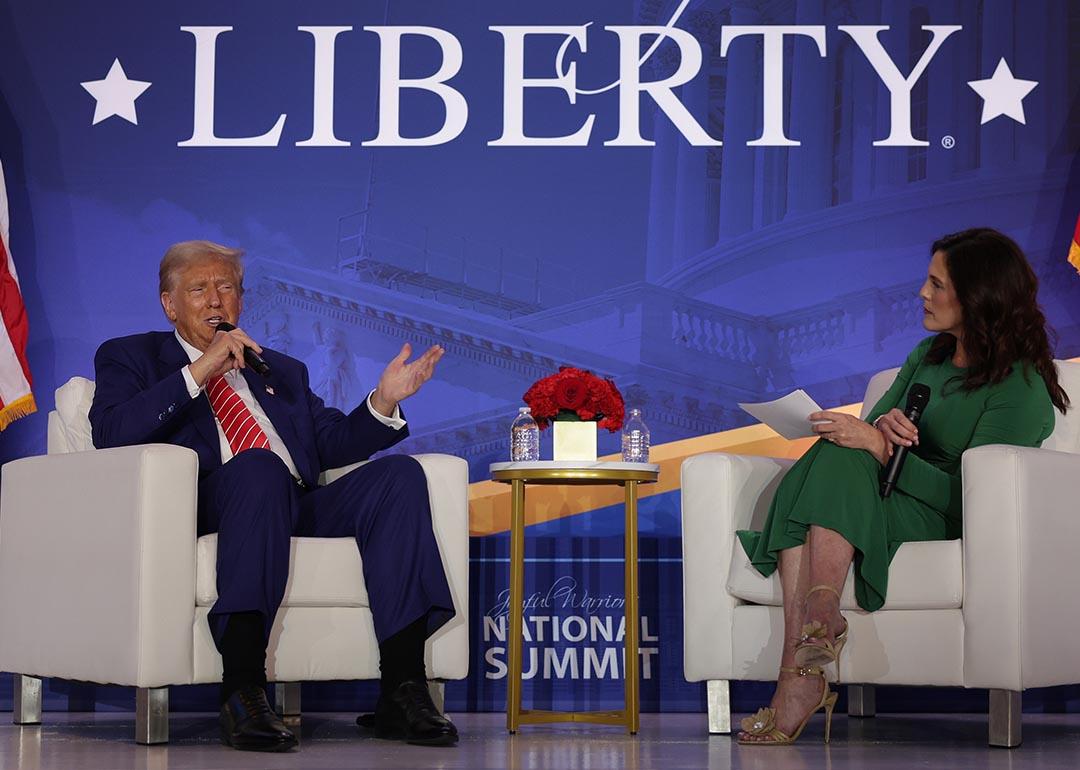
[265,385,275,396]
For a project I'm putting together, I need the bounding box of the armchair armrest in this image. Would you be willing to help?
[681,452,793,681]
[961,444,1080,691]
[0,445,199,687]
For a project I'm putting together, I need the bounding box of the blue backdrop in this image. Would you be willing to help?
[1,0,1078,714]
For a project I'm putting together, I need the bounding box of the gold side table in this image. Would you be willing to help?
[489,460,660,734]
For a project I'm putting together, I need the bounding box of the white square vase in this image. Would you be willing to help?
[552,421,597,462]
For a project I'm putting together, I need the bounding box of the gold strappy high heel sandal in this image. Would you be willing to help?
[737,666,839,745]
[794,584,849,682]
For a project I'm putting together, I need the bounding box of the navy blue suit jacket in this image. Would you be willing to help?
[88,331,408,486]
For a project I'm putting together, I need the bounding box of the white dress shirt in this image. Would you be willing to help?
[174,331,405,474]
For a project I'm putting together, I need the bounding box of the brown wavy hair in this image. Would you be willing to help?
[923,228,1069,414]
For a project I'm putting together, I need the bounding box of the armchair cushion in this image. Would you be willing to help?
[196,535,370,608]
[726,537,963,610]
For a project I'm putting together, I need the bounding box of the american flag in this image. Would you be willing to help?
[0,159,35,430]
[1070,213,1080,275]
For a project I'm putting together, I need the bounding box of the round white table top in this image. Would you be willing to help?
[489,460,660,473]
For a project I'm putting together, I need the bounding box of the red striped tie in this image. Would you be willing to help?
[206,375,271,456]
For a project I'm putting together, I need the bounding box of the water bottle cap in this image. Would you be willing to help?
[630,408,641,416]
[519,406,530,413]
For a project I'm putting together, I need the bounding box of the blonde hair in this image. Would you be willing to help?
[158,240,245,295]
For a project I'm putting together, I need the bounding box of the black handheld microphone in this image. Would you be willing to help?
[879,383,931,499]
[215,321,271,376]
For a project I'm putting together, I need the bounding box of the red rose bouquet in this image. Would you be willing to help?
[522,366,625,431]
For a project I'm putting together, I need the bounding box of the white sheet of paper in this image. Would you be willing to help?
[738,389,825,440]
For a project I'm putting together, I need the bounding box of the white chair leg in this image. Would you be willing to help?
[275,682,301,717]
[135,687,169,745]
[847,684,876,717]
[707,680,731,734]
[13,675,42,725]
[428,680,446,713]
[989,688,1021,748]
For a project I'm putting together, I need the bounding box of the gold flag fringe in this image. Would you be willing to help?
[0,393,37,431]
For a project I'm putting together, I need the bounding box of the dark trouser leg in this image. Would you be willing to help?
[378,616,428,692]
[198,449,298,698]
[219,611,267,705]
[295,455,455,688]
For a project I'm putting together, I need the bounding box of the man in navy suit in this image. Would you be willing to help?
[89,240,458,750]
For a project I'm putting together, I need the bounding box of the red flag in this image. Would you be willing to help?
[1070,213,1080,275]
[0,159,36,429]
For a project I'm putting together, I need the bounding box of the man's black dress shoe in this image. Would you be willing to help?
[356,680,458,746]
[219,685,298,752]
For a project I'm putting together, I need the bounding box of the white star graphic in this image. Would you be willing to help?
[967,58,1038,126]
[80,59,152,126]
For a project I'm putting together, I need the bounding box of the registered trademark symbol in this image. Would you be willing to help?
[941,135,956,149]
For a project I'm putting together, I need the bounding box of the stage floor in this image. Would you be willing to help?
[0,712,1077,769]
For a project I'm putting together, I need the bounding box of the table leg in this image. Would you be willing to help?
[624,480,640,734]
[506,479,527,733]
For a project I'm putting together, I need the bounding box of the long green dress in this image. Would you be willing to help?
[737,336,1056,611]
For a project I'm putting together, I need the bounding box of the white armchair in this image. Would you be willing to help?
[0,377,470,744]
[682,361,1080,747]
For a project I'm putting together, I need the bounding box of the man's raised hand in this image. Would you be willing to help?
[371,343,445,417]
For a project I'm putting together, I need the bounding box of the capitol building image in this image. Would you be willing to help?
[240,0,1080,478]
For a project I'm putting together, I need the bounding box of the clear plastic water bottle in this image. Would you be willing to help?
[510,407,540,462]
[621,408,650,463]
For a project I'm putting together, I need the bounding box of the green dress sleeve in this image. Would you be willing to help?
[895,364,1055,518]
[864,337,934,425]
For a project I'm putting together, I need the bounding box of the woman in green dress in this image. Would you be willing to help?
[736,228,1071,745]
